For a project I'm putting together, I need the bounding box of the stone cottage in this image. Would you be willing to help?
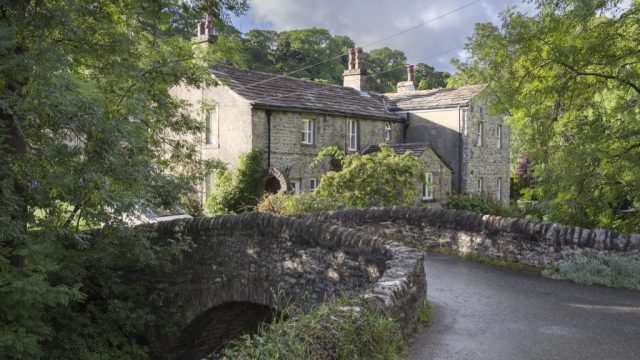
[384,66,510,205]
[172,21,509,206]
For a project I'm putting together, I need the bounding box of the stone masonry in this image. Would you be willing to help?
[142,212,426,359]
[252,109,404,192]
[463,97,510,205]
[305,207,640,268]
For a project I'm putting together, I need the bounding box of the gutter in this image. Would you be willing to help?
[252,103,400,122]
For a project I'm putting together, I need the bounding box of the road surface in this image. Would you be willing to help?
[411,253,640,360]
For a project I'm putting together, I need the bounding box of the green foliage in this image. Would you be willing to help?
[414,63,451,90]
[364,47,408,93]
[315,144,422,209]
[206,150,266,214]
[256,192,341,216]
[220,301,405,360]
[0,0,247,358]
[451,0,640,232]
[543,250,640,290]
[417,303,433,323]
[239,28,354,84]
[257,145,422,216]
[442,193,502,215]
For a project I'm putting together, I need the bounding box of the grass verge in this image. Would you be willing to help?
[417,302,433,324]
[542,249,640,290]
[218,299,405,360]
[428,246,539,273]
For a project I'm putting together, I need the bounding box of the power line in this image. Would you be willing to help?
[238,45,463,104]
[227,0,481,92]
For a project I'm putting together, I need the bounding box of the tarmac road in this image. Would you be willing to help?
[411,252,640,360]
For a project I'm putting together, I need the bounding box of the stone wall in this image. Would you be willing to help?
[463,97,510,206]
[417,147,452,204]
[304,207,640,268]
[253,109,404,192]
[144,212,425,359]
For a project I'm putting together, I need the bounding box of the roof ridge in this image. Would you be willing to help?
[214,64,361,92]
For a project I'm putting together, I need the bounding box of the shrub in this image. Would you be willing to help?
[313,144,422,209]
[205,150,266,215]
[219,301,404,360]
[542,250,640,290]
[256,192,344,216]
[442,193,501,215]
[256,192,288,214]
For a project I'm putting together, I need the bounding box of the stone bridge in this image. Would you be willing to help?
[144,212,426,360]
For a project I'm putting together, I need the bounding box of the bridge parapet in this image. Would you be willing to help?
[304,207,640,267]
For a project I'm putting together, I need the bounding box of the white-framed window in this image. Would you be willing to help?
[422,172,434,200]
[309,178,317,192]
[290,179,300,195]
[477,177,483,194]
[301,118,314,144]
[496,177,502,201]
[476,122,483,147]
[384,122,392,141]
[347,119,358,151]
[205,109,216,145]
[497,125,502,149]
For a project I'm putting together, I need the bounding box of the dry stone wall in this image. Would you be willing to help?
[304,207,640,268]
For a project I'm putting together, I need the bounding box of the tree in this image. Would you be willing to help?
[450,0,640,232]
[0,0,247,358]
[273,28,354,84]
[363,47,408,93]
[414,63,450,90]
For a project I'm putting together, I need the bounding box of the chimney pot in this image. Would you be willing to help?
[348,48,356,70]
[355,47,363,70]
[343,47,366,90]
[194,14,217,44]
[407,64,415,82]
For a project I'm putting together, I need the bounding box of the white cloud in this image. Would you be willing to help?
[240,0,534,72]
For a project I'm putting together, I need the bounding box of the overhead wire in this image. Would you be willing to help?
[232,45,464,105]
[225,0,481,92]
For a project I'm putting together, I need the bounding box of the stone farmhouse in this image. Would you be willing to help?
[171,19,510,206]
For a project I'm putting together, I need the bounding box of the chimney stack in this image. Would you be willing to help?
[193,14,217,44]
[397,64,416,93]
[343,47,366,90]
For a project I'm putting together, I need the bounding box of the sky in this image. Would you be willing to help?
[230,0,537,73]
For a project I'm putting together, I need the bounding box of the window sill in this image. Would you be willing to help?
[204,144,220,149]
[421,198,435,203]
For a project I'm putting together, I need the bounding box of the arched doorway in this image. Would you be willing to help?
[264,168,288,194]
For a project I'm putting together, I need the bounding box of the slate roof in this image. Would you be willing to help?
[361,143,453,169]
[383,84,487,111]
[212,65,399,121]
